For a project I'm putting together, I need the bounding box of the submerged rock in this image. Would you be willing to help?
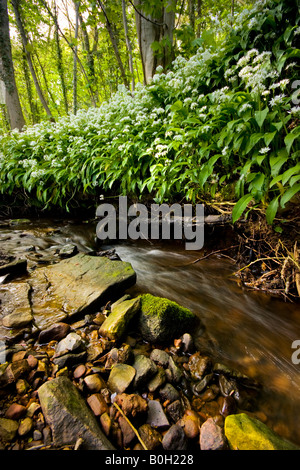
[38,376,115,450]
[0,283,33,332]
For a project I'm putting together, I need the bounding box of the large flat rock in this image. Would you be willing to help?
[38,376,115,450]
[0,283,33,341]
[29,253,136,330]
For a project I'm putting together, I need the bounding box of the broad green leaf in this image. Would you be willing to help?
[264,131,277,147]
[245,133,263,154]
[285,131,300,155]
[232,194,253,223]
[255,107,269,128]
[270,174,283,188]
[266,196,279,225]
[269,154,288,177]
[280,183,300,208]
[281,164,300,186]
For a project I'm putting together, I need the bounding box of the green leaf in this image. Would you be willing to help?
[281,164,300,186]
[284,132,299,155]
[255,107,269,128]
[280,183,300,208]
[264,131,277,147]
[269,153,288,177]
[232,194,253,224]
[266,196,279,225]
[245,133,263,154]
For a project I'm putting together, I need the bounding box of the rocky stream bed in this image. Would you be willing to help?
[0,218,299,451]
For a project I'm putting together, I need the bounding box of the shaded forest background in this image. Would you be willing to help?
[0,0,254,129]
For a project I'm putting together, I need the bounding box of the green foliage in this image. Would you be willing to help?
[0,0,299,224]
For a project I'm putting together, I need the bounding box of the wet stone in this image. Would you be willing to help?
[159,383,180,403]
[162,424,188,450]
[138,424,162,450]
[107,364,136,394]
[146,400,169,430]
[132,354,157,389]
[200,417,227,450]
[38,322,70,344]
[149,349,170,367]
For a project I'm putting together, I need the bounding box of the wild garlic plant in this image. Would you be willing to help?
[0,0,299,226]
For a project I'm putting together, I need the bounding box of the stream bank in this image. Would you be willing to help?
[0,217,299,450]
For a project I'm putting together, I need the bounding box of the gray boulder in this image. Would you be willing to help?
[38,376,115,450]
[29,253,136,330]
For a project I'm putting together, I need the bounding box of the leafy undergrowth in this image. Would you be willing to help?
[0,1,299,282]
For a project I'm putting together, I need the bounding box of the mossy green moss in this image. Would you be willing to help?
[140,293,194,322]
[139,293,195,343]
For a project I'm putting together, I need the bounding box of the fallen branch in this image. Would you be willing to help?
[113,402,148,450]
[185,245,239,266]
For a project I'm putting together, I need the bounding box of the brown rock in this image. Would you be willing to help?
[180,409,201,439]
[27,354,38,369]
[0,360,30,387]
[18,417,33,437]
[100,412,112,436]
[162,424,187,450]
[185,352,212,380]
[118,416,136,447]
[5,403,27,420]
[200,417,227,450]
[38,322,70,344]
[87,394,108,416]
[114,393,148,418]
[73,364,86,379]
[138,424,162,450]
[83,373,106,392]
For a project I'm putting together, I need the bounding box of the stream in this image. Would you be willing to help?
[1,217,300,446]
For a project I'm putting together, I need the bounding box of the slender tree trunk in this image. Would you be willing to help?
[133,0,177,85]
[79,11,98,104]
[122,0,135,92]
[97,0,129,89]
[0,0,25,131]
[53,0,68,114]
[189,0,195,33]
[73,1,80,114]
[197,0,202,37]
[22,45,36,123]
[11,0,54,121]
[38,0,97,107]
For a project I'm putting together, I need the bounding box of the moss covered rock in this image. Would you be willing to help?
[225,413,299,450]
[138,294,195,344]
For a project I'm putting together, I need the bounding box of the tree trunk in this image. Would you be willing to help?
[54,0,69,114]
[133,0,177,85]
[97,0,129,89]
[0,0,25,131]
[73,1,80,114]
[11,0,54,121]
[79,10,98,104]
[122,0,135,92]
[189,0,195,33]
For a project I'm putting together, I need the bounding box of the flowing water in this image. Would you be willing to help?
[1,218,300,445]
